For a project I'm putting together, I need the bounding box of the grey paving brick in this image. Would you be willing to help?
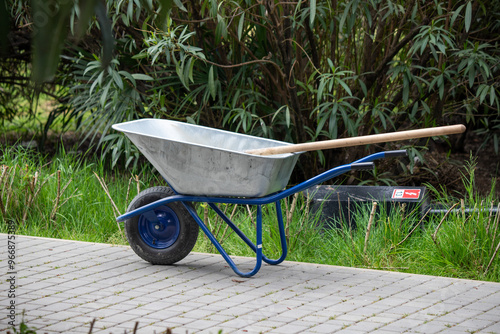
[378,317,425,331]
[408,320,454,333]
[480,321,500,333]
[178,308,214,320]
[368,330,402,334]
[217,317,258,329]
[183,319,222,330]
[269,323,311,333]
[335,314,367,322]
[477,312,500,323]
[437,307,485,323]
[350,320,385,331]
[309,321,346,333]
[459,318,496,331]
[42,310,86,321]
[276,308,315,320]
[439,325,483,333]
[158,315,198,326]
[39,320,82,332]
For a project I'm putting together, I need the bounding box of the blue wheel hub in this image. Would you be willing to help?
[138,206,180,249]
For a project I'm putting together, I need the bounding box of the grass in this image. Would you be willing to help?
[0,92,71,135]
[0,144,161,244]
[1,145,499,282]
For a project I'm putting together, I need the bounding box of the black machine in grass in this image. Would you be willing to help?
[306,185,499,229]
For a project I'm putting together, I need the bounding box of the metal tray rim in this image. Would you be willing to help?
[112,119,300,159]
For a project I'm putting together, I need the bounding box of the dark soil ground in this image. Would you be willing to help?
[409,132,500,199]
[2,129,499,200]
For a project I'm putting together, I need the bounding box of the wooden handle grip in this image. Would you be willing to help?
[245,124,466,156]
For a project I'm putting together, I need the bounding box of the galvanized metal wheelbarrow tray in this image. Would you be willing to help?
[112,119,412,277]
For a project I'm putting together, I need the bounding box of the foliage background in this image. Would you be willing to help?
[1,0,499,187]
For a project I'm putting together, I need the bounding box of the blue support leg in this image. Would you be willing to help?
[208,202,288,266]
[262,200,288,265]
[182,202,263,277]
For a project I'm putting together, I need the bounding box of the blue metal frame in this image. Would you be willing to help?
[117,150,407,277]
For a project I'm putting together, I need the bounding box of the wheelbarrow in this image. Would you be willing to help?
[112,119,465,277]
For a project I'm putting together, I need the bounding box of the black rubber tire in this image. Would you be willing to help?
[125,186,199,265]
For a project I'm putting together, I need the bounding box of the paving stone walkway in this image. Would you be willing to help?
[1,234,500,334]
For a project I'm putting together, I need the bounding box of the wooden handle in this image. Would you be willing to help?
[245,124,466,156]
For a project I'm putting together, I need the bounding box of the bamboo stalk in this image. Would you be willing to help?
[486,202,495,235]
[50,170,62,222]
[391,207,431,251]
[220,205,239,244]
[364,202,378,254]
[203,205,209,229]
[23,171,39,224]
[286,193,299,238]
[125,177,133,211]
[93,172,121,216]
[432,202,460,244]
[135,174,140,195]
[49,172,74,223]
[0,166,9,216]
[485,239,500,275]
[4,165,16,212]
[87,319,96,334]
[246,205,255,228]
[58,188,81,207]
[461,198,466,225]
[93,172,124,239]
[490,203,500,254]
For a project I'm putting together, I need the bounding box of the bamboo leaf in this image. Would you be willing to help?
[316,112,328,137]
[90,71,104,95]
[215,17,227,44]
[339,1,353,32]
[317,79,326,101]
[478,85,488,103]
[336,78,353,96]
[100,81,112,107]
[490,86,497,106]
[329,108,338,138]
[403,77,409,103]
[173,0,187,12]
[285,106,291,128]
[468,67,475,87]
[208,65,216,100]
[465,1,472,32]
[238,12,245,41]
[127,0,133,20]
[451,4,464,27]
[111,70,123,90]
[131,73,154,81]
[310,0,316,26]
[119,70,137,87]
[188,57,195,83]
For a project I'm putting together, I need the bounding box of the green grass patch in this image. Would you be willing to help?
[1,145,499,282]
[0,144,161,244]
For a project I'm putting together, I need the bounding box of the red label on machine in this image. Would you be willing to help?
[392,189,421,199]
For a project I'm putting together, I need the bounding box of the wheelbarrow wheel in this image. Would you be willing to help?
[125,186,199,265]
